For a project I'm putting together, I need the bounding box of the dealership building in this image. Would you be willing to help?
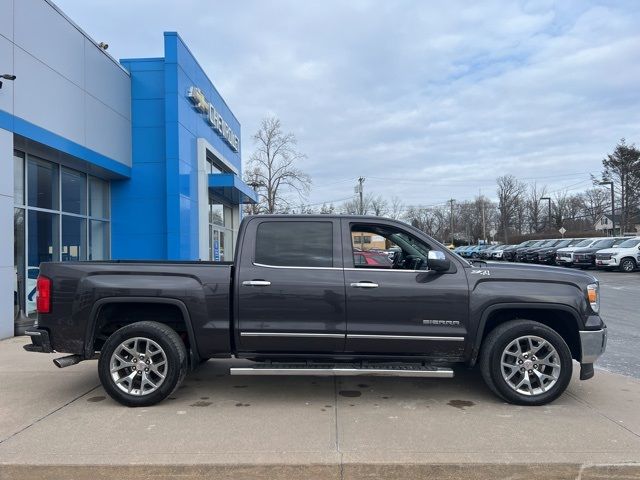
[0,0,257,338]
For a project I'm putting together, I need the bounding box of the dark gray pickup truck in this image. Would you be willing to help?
[25,215,607,407]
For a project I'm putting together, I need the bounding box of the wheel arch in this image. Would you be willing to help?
[85,297,200,366]
[470,303,583,366]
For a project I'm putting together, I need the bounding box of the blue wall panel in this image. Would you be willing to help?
[113,32,245,260]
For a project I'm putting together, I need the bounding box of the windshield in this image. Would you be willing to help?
[555,239,572,247]
[618,238,640,248]
[575,239,596,247]
[591,239,616,248]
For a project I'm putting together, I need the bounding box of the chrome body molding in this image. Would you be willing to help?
[348,334,465,341]
[239,332,345,338]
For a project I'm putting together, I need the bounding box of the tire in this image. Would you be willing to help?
[619,258,636,273]
[98,321,187,407]
[480,319,573,406]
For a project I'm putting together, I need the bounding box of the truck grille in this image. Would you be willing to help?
[557,252,571,259]
[596,253,612,260]
[574,254,590,261]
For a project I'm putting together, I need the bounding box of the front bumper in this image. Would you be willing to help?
[580,328,607,364]
[23,328,53,353]
[595,258,617,268]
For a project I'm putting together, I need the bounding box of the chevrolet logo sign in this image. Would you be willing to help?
[187,86,240,152]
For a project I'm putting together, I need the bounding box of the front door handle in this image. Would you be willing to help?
[350,281,379,288]
[242,280,271,287]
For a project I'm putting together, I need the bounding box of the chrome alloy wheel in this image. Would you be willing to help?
[500,335,561,396]
[109,337,167,396]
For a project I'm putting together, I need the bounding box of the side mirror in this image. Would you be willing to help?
[428,250,451,272]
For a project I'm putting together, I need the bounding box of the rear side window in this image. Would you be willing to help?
[255,221,333,267]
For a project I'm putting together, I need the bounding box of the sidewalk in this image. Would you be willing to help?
[1,335,639,480]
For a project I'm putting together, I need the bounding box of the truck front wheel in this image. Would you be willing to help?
[480,320,573,406]
[98,321,187,407]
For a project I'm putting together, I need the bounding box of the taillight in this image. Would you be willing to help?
[36,275,51,314]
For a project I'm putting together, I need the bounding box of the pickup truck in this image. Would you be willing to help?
[24,215,607,407]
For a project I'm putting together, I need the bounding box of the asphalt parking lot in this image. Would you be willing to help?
[589,269,640,379]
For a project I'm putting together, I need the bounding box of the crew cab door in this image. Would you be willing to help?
[342,219,469,359]
[235,218,346,353]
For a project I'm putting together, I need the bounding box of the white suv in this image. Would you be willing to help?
[556,238,605,267]
[595,237,640,272]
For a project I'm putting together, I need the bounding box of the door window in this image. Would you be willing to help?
[351,224,433,270]
[255,221,333,267]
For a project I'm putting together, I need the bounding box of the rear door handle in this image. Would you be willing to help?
[242,280,271,287]
[350,282,379,288]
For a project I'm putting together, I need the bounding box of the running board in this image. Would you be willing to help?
[230,363,454,378]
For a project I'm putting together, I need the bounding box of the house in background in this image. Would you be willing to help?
[594,213,640,236]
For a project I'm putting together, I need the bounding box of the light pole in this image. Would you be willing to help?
[540,197,552,231]
[599,181,615,236]
[448,199,455,245]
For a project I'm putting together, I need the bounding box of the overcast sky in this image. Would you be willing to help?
[57,0,640,210]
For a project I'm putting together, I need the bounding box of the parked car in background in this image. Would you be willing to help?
[354,250,394,268]
[536,238,585,265]
[480,244,503,260]
[502,241,536,262]
[595,237,640,272]
[490,245,512,260]
[457,246,474,257]
[556,238,605,267]
[521,239,563,263]
[466,244,492,259]
[573,238,628,270]
[514,240,547,262]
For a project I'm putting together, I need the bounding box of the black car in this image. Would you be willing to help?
[502,240,537,262]
[514,240,548,262]
[573,237,628,269]
[521,239,564,263]
[536,238,584,265]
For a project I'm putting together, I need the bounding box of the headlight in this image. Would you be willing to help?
[587,283,599,313]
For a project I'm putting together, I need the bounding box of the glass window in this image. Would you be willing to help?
[26,210,59,315]
[62,216,87,261]
[27,156,59,210]
[61,168,87,215]
[89,220,109,260]
[351,224,432,270]
[89,177,109,219]
[210,204,224,226]
[255,221,333,267]
[14,151,25,205]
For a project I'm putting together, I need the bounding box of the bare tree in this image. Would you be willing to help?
[244,116,311,214]
[580,188,609,225]
[526,182,548,233]
[496,175,526,243]
[389,196,404,220]
[340,198,360,215]
[369,195,389,217]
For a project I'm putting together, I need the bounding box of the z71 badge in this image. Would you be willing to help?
[470,269,490,276]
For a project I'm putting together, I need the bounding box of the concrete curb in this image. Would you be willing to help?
[2,463,640,480]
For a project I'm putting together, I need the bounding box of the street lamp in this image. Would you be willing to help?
[540,197,552,230]
[599,180,615,236]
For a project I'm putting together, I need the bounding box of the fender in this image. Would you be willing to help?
[469,302,584,365]
[84,296,200,366]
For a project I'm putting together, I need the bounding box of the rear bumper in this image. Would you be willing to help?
[580,328,607,364]
[23,328,53,353]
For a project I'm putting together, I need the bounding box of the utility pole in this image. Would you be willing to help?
[480,193,486,244]
[356,177,365,215]
[448,198,455,245]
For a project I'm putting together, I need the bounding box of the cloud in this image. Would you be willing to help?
[56,0,640,207]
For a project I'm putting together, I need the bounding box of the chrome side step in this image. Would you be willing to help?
[230,364,454,378]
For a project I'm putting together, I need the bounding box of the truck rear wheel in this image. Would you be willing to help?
[480,320,573,406]
[98,321,187,407]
